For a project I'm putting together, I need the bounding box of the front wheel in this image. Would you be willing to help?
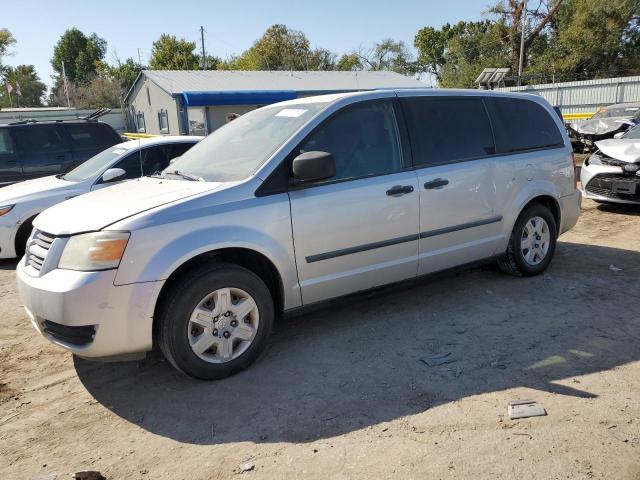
[157,262,274,380]
[497,203,557,276]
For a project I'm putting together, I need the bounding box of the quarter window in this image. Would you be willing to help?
[401,97,495,167]
[63,124,115,147]
[485,97,564,153]
[12,125,66,154]
[298,101,403,182]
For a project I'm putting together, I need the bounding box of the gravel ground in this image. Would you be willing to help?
[1,198,639,480]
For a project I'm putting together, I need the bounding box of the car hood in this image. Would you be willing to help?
[34,177,225,235]
[596,139,640,164]
[570,117,635,135]
[0,176,80,204]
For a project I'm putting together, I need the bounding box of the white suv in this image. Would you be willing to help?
[16,90,581,380]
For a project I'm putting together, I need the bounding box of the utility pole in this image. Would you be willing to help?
[517,0,527,86]
[200,26,207,70]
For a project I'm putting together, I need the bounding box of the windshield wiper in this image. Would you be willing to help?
[163,170,204,182]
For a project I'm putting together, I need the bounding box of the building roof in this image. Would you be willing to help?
[136,70,426,97]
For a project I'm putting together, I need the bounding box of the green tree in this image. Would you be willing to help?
[104,57,144,91]
[529,0,640,80]
[0,28,16,74]
[220,24,333,70]
[51,28,106,84]
[415,21,510,87]
[0,65,46,107]
[352,39,417,75]
[336,53,362,71]
[149,34,200,70]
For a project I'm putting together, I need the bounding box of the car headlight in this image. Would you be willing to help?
[59,231,130,271]
[587,152,601,166]
[0,205,14,216]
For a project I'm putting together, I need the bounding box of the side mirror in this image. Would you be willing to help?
[292,151,336,184]
[613,132,625,139]
[101,168,126,183]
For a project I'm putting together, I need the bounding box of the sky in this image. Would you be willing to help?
[2,0,486,89]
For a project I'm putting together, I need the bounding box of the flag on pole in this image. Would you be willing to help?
[61,61,71,107]
[15,82,21,96]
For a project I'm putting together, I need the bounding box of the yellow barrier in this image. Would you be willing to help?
[122,132,159,140]
[562,112,594,121]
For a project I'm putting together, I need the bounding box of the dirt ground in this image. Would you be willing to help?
[1,198,640,480]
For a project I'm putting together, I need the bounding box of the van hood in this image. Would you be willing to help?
[0,175,79,204]
[596,139,640,164]
[34,177,223,235]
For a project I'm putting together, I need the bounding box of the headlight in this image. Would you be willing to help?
[587,153,602,166]
[59,231,130,271]
[0,205,14,216]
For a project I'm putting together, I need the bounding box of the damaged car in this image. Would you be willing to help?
[581,137,640,204]
[568,102,640,152]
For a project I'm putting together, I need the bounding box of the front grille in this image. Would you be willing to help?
[26,230,55,272]
[586,174,640,200]
[42,320,96,346]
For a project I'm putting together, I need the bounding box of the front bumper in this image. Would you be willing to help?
[16,262,162,358]
[581,163,640,204]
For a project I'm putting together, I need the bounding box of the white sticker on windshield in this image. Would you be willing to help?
[112,148,127,155]
[276,108,307,118]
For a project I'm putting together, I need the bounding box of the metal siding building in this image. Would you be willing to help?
[496,76,640,114]
[124,70,426,135]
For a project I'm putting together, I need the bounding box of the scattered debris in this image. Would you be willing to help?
[235,462,255,474]
[485,289,493,295]
[420,352,454,367]
[454,327,466,334]
[508,400,547,420]
[72,472,105,480]
[609,264,623,273]
[491,361,508,369]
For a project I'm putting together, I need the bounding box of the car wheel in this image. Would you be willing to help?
[497,203,557,277]
[14,218,34,258]
[157,262,274,380]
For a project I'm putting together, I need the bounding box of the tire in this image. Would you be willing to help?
[157,262,274,380]
[497,203,557,277]
[14,218,34,258]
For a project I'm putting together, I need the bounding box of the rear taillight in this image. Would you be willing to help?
[571,152,578,189]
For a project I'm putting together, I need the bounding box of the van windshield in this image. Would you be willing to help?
[163,102,328,182]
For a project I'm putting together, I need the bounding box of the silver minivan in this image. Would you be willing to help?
[16,90,581,380]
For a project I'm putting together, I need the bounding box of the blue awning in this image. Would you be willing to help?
[182,90,298,107]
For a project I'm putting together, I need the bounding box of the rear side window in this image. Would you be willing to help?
[13,125,66,153]
[64,123,116,147]
[401,97,495,166]
[485,97,564,153]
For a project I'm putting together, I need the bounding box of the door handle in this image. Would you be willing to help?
[386,185,414,196]
[424,178,449,189]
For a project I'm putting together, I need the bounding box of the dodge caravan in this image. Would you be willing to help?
[16,90,581,380]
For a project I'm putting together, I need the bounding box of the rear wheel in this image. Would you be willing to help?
[497,203,557,276]
[157,262,274,380]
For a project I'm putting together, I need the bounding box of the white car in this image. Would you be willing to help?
[0,136,201,259]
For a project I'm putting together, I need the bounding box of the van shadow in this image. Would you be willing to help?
[75,241,640,445]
